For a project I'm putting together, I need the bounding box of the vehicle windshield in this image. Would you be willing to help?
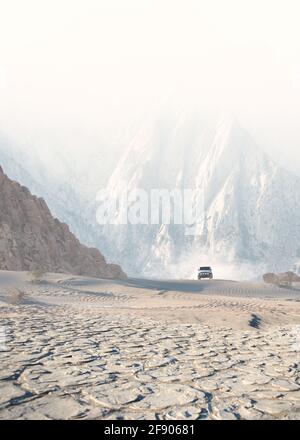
[200,267,211,271]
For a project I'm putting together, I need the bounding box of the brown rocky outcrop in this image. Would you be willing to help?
[0,166,126,279]
[263,271,300,285]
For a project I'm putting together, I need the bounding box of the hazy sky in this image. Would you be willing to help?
[0,0,299,174]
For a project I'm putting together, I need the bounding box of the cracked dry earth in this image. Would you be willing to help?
[0,277,300,420]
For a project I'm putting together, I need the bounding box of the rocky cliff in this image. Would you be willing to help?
[0,166,126,279]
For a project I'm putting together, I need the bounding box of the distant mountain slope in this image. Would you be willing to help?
[1,114,299,280]
[97,115,300,278]
[0,166,126,279]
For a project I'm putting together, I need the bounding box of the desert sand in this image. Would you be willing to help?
[0,271,300,420]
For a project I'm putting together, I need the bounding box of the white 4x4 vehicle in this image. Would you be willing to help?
[198,266,213,280]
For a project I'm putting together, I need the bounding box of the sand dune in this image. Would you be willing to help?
[0,271,300,420]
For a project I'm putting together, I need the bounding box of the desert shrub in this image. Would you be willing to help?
[9,288,25,305]
[30,267,46,284]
